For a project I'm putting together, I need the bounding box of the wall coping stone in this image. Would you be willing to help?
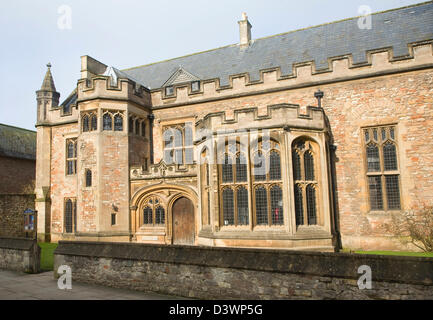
[55,241,433,286]
[0,237,36,251]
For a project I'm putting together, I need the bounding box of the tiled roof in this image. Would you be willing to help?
[0,124,36,160]
[122,2,433,89]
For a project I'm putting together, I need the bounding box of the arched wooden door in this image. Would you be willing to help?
[172,197,195,245]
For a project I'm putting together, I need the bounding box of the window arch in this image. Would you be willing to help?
[292,138,319,227]
[383,142,397,171]
[367,143,380,172]
[103,113,112,131]
[141,196,165,226]
[114,114,123,131]
[82,115,89,132]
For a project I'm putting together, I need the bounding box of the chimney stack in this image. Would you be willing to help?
[238,12,252,48]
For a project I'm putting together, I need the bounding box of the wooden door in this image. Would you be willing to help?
[172,197,195,245]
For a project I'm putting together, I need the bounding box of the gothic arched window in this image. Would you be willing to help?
[114,114,123,131]
[292,138,319,227]
[82,115,89,132]
[141,196,165,226]
[363,126,401,211]
[103,113,112,131]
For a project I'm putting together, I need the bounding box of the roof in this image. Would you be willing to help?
[40,64,57,92]
[0,124,36,160]
[122,1,433,89]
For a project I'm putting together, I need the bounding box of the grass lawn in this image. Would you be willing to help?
[343,249,433,258]
[38,242,58,271]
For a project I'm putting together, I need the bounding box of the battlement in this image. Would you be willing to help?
[77,75,151,108]
[195,103,326,139]
[151,42,433,109]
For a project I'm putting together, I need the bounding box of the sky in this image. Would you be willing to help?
[0,0,426,131]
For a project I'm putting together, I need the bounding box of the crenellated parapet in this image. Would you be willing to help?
[77,75,151,108]
[150,42,433,108]
[195,103,326,138]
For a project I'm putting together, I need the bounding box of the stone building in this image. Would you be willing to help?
[35,2,433,251]
[0,124,36,237]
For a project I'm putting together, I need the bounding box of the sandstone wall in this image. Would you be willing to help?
[54,241,433,300]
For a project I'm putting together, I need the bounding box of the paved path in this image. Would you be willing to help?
[0,269,181,300]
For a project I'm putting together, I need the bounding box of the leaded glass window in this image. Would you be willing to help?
[270,185,283,225]
[294,184,304,226]
[269,151,281,181]
[383,143,397,171]
[292,138,320,228]
[222,188,235,226]
[64,198,76,233]
[367,144,380,172]
[82,115,89,132]
[236,154,247,182]
[103,113,112,131]
[237,187,249,225]
[364,125,401,211]
[222,155,233,183]
[255,186,268,225]
[66,139,77,175]
[306,185,317,225]
[91,115,97,131]
[143,207,153,224]
[114,114,123,131]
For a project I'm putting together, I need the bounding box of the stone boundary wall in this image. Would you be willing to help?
[0,238,40,273]
[54,241,433,300]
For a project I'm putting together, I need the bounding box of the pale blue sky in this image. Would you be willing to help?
[0,0,425,130]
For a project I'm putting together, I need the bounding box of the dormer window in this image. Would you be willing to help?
[165,86,174,96]
[191,81,200,92]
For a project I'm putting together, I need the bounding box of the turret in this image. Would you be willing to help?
[36,63,60,124]
[35,63,59,242]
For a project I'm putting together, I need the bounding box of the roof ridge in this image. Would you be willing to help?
[121,1,433,72]
[0,123,36,133]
